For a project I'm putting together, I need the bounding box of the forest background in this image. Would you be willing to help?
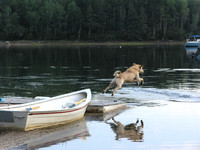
[0,0,200,41]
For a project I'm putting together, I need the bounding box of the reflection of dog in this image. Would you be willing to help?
[106,117,144,142]
[102,63,144,96]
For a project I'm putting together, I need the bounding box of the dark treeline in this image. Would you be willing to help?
[0,0,200,41]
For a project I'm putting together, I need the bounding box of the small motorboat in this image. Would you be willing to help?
[0,89,91,131]
[185,35,200,47]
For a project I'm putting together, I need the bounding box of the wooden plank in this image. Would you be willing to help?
[86,100,126,114]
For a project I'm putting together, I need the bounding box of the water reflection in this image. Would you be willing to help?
[106,117,144,142]
[0,45,200,98]
[0,45,200,149]
[86,109,126,122]
[1,118,89,150]
[185,47,200,61]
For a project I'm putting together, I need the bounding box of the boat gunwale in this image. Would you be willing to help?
[0,89,91,111]
[28,103,89,115]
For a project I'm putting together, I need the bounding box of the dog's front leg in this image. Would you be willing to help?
[134,78,143,86]
[141,79,144,85]
[135,74,144,86]
[134,79,139,86]
[139,78,144,85]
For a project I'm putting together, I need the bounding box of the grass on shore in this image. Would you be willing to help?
[1,40,185,47]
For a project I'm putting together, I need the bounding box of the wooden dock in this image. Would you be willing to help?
[86,100,126,114]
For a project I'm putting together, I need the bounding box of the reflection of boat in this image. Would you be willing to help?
[0,89,91,131]
[106,118,144,142]
[184,46,200,60]
[1,118,89,150]
[185,35,200,47]
[184,47,197,55]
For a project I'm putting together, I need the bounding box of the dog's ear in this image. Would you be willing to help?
[139,65,144,69]
[133,63,136,66]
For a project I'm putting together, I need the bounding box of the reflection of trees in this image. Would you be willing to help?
[106,117,144,142]
[0,45,187,74]
[0,45,199,96]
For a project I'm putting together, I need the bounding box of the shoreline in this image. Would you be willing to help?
[1,101,200,150]
[0,40,185,48]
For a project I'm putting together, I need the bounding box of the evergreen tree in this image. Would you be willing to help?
[127,2,138,40]
[138,6,148,40]
[0,0,199,41]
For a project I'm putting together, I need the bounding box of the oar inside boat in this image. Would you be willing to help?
[69,98,86,108]
[21,106,40,111]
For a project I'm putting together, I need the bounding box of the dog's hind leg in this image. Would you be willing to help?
[102,84,115,94]
[112,81,123,96]
[102,79,116,94]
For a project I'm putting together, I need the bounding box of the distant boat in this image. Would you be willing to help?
[0,89,91,131]
[185,35,200,47]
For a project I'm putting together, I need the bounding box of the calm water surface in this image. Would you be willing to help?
[0,45,200,150]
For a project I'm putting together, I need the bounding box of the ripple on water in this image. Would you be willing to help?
[95,87,200,103]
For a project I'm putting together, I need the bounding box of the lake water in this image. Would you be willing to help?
[0,45,200,150]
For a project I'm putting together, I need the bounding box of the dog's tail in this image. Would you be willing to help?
[113,70,121,77]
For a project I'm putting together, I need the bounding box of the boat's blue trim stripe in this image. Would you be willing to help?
[191,35,200,38]
[185,43,200,47]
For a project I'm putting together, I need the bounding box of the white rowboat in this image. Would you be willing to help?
[0,89,91,131]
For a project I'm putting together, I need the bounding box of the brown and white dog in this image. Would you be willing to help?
[102,63,144,96]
